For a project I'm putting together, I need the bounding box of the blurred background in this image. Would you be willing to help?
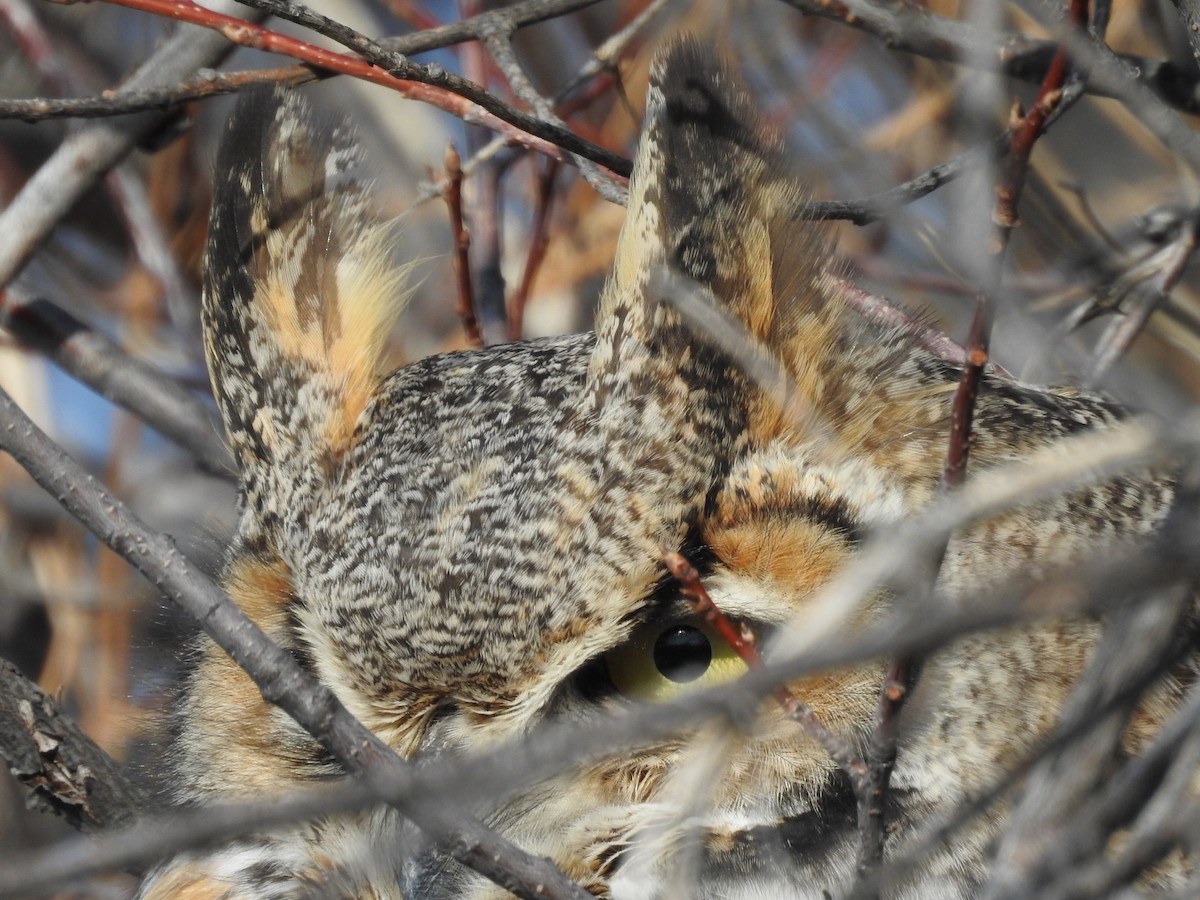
[2,0,1199,894]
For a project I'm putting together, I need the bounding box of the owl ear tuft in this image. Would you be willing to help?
[203,88,412,506]
[587,38,840,466]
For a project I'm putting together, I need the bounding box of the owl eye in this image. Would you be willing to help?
[604,616,748,703]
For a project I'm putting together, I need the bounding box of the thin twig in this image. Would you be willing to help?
[799,134,1007,225]
[105,165,196,334]
[1087,210,1200,385]
[481,20,628,204]
[993,0,1088,238]
[0,66,311,120]
[0,288,232,475]
[0,0,266,292]
[508,157,560,341]
[557,0,674,101]
[99,0,631,178]
[413,0,655,209]
[946,0,1088,487]
[940,298,994,490]
[777,0,1200,115]
[662,550,868,787]
[442,144,483,349]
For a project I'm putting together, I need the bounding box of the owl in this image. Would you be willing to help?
[141,38,1192,900]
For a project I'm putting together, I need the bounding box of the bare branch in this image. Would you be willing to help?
[0,0,268,291]
[0,657,151,835]
[778,0,1200,115]
[1087,209,1200,385]
[0,288,233,476]
[442,144,484,349]
[94,0,630,180]
[0,386,590,900]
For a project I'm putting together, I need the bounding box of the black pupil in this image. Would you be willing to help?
[652,625,712,683]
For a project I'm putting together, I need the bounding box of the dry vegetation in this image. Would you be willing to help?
[2,0,1200,897]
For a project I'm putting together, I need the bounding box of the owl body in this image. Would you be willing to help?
[144,40,1189,900]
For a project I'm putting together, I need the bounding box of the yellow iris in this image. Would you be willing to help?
[604,616,749,703]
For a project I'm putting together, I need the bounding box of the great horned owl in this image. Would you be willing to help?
[142,39,1192,899]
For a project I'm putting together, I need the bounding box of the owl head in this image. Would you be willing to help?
[160,36,1179,900]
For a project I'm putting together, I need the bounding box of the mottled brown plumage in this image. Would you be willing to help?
[142,40,1189,900]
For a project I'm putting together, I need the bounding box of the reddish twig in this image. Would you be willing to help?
[508,158,560,342]
[940,297,994,490]
[460,12,510,344]
[949,0,1089,487]
[993,0,1089,235]
[661,550,868,785]
[87,0,629,178]
[854,654,923,878]
[942,0,1087,489]
[0,0,71,94]
[442,144,483,349]
[857,5,1091,888]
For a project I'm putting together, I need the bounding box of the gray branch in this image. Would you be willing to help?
[0,657,151,836]
[0,287,232,476]
[0,0,269,292]
[0,386,589,900]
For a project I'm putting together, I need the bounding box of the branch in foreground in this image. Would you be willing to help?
[0,0,623,122]
[799,134,1005,226]
[847,623,1200,899]
[779,0,1200,115]
[0,657,151,835]
[0,288,232,476]
[0,386,589,900]
[980,466,1200,897]
[662,549,866,783]
[0,0,267,292]
[2,406,1198,896]
[0,576,1184,899]
[98,0,631,180]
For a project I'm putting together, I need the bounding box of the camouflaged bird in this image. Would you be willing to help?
[142,39,1190,900]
